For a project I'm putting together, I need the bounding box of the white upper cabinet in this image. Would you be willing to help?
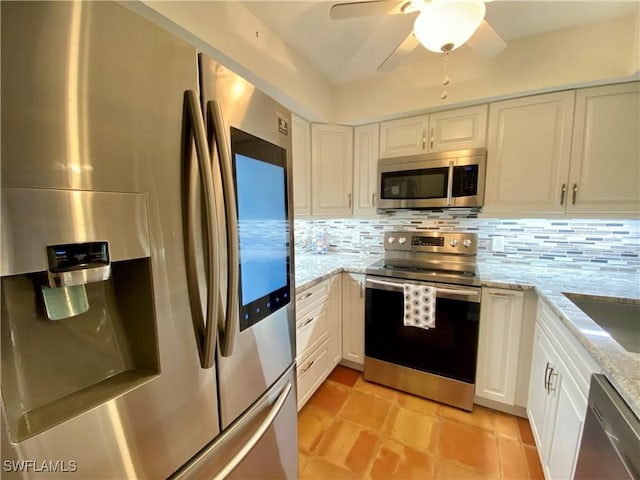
[484,82,639,216]
[429,104,488,152]
[567,82,640,215]
[353,123,380,215]
[291,114,312,216]
[484,91,575,215]
[379,105,488,158]
[379,115,429,158]
[311,124,354,216]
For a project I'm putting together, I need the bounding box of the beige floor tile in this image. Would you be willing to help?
[384,405,438,454]
[329,366,362,388]
[494,412,520,440]
[440,404,496,432]
[301,457,360,479]
[307,380,350,416]
[339,390,392,432]
[298,404,334,454]
[370,438,436,479]
[517,417,536,446]
[353,376,399,402]
[440,420,500,476]
[523,445,545,480]
[316,418,379,476]
[498,437,530,480]
[436,459,499,479]
[397,391,442,417]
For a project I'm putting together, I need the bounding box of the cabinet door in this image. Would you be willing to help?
[353,123,380,215]
[379,115,428,158]
[476,288,524,405]
[341,273,365,367]
[527,325,557,462]
[327,274,343,369]
[291,114,312,216]
[429,104,487,152]
[545,354,587,480]
[484,91,575,214]
[311,124,354,216]
[567,82,640,214]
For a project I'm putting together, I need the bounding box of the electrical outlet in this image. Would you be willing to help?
[491,236,504,252]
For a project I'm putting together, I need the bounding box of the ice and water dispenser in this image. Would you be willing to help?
[1,188,160,442]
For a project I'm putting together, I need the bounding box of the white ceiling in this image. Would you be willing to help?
[241,0,640,85]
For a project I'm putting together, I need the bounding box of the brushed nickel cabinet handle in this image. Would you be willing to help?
[298,317,314,328]
[348,193,352,209]
[372,193,375,206]
[422,130,426,149]
[488,291,514,297]
[560,183,567,205]
[544,362,551,392]
[548,368,558,393]
[299,291,313,301]
[572,183,578,205]
[301,360,315,373]
[430,128,434,149]
[359,281,364,299]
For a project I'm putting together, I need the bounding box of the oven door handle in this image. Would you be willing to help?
[366,278,480,298]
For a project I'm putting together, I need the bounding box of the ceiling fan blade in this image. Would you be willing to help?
[330,0,405,20]
[377,32,420,72]
[467,20,507,58]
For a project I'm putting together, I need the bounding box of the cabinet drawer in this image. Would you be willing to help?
[296,302,328,359]
[296,339,330,410]
[296,280,329,316]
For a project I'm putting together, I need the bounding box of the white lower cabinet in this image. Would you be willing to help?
[476,288,525,405]
[341,273,365,368]
[527,299,600,480]
[295,275,342,410]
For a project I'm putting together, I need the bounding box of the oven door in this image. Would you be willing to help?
[364,276,481,384]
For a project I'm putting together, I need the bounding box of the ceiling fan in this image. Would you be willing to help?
[330,0,507,72]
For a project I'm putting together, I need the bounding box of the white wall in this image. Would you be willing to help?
[127,1,334,123]
[334,13,640,125]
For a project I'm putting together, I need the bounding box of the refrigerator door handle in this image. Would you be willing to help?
[170,380,293,479]
[207,100,238,358]
[183,90,220,369]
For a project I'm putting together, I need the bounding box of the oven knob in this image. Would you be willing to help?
[398,237,407,245]
[388,236,395,244]
[463,239,473,248]
[449,239,458,247]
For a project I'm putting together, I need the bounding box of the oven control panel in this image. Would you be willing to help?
[384,231,477,255]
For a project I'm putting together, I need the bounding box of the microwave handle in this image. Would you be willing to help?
[446,161,454,206]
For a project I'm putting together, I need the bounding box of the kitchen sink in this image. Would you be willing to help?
[564,293,640,354]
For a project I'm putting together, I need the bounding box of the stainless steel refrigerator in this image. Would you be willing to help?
[0,1,298,478]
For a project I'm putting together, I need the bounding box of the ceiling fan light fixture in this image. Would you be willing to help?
[413,0,486,53]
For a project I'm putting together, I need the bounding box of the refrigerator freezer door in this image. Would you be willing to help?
[1,2,220,477]
[198,54,296,429]
[170,365,299,479]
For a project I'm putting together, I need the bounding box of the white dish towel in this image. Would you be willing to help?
[403,283,437,330]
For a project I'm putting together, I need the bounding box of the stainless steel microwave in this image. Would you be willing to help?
[377,148,486,209]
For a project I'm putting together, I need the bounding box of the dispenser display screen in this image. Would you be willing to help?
[46,242,110,272]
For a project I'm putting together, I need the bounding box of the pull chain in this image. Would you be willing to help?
[441,49,450,100]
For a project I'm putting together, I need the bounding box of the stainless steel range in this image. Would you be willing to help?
[364,231,481,411]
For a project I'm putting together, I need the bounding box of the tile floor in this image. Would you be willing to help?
[298,366,544,479]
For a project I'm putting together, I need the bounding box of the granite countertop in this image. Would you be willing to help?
[294,251,640,418]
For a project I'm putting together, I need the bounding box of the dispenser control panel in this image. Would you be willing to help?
[47,242,110,272]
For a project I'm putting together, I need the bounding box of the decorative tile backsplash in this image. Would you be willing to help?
[295,210,640,272]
